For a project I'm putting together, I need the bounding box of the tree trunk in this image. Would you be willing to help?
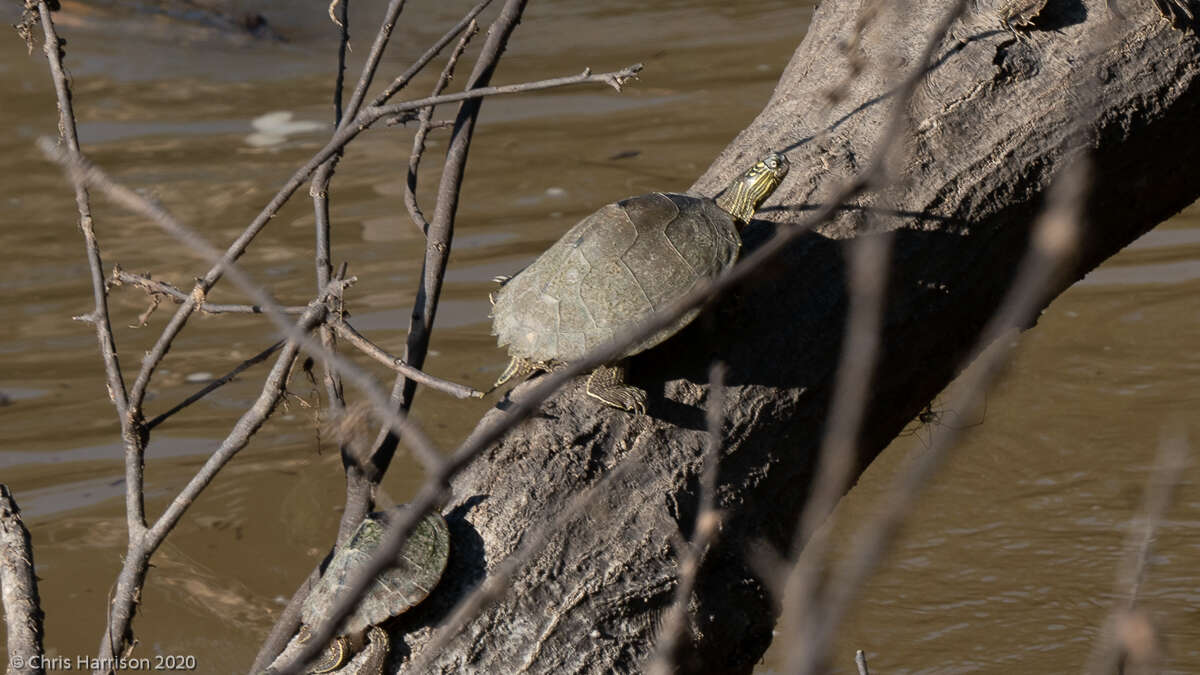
[396,1,1200,672]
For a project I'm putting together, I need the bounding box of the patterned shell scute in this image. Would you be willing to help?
[492,192,740,363]
[301,508,450,638]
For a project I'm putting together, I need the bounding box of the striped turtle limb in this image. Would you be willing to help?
[1151,0,1195,26]
[585,364,646,415]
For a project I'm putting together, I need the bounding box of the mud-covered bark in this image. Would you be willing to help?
[394,1,1200,672]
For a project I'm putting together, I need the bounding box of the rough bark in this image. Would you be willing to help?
[390,1,1200,672]
[1,485,45,675]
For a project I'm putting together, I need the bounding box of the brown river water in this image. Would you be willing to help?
[1,1,1198,672]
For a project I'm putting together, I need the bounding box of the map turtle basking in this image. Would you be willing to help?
[489,151,789,413]
[295,507,450,674]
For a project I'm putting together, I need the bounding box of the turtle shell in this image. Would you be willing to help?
[491,192,740,363]
[301,508,450,638]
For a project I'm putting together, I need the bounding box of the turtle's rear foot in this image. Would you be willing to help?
[295,626,351,674]
[586,364,646,415]
[490,357,531,393]
[1153,0,1196,26]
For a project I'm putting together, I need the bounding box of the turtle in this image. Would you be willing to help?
[488,151,790,414]
[295,507,450,674]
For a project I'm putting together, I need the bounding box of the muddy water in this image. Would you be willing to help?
[0,1,1196,673]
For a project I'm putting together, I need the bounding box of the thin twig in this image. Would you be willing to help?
[1084,432,1188,675]
[30,0,130,424]
[110,268,308,314]
[330,0,350,127]
[1,484,44,675]
[855,649,871,675]
[366,64,644,122]
[329,318,483,398]
[309,0,353,421]
[646,363,727,675]
[405,19,479,234]
[338,0,409,127]
[370,0,497,107]
[144,340,287,431]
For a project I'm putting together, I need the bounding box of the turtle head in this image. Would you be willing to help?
[716,151,790,228]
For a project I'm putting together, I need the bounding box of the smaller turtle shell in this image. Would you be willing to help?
[302,508,450,638]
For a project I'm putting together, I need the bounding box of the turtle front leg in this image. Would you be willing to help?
[585,364,647,415]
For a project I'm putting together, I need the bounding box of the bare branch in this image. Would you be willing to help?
[1,485,44,675]
[29,0,129,424]
[404,19,479,234]
[110,268,307,315]
[366,64,645,122]
[329,318,482,399]
[339,0,410,125]
[379,0,590,440]
[27,11,635,663]
[309,0,353,419]
[370,0,497,106]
